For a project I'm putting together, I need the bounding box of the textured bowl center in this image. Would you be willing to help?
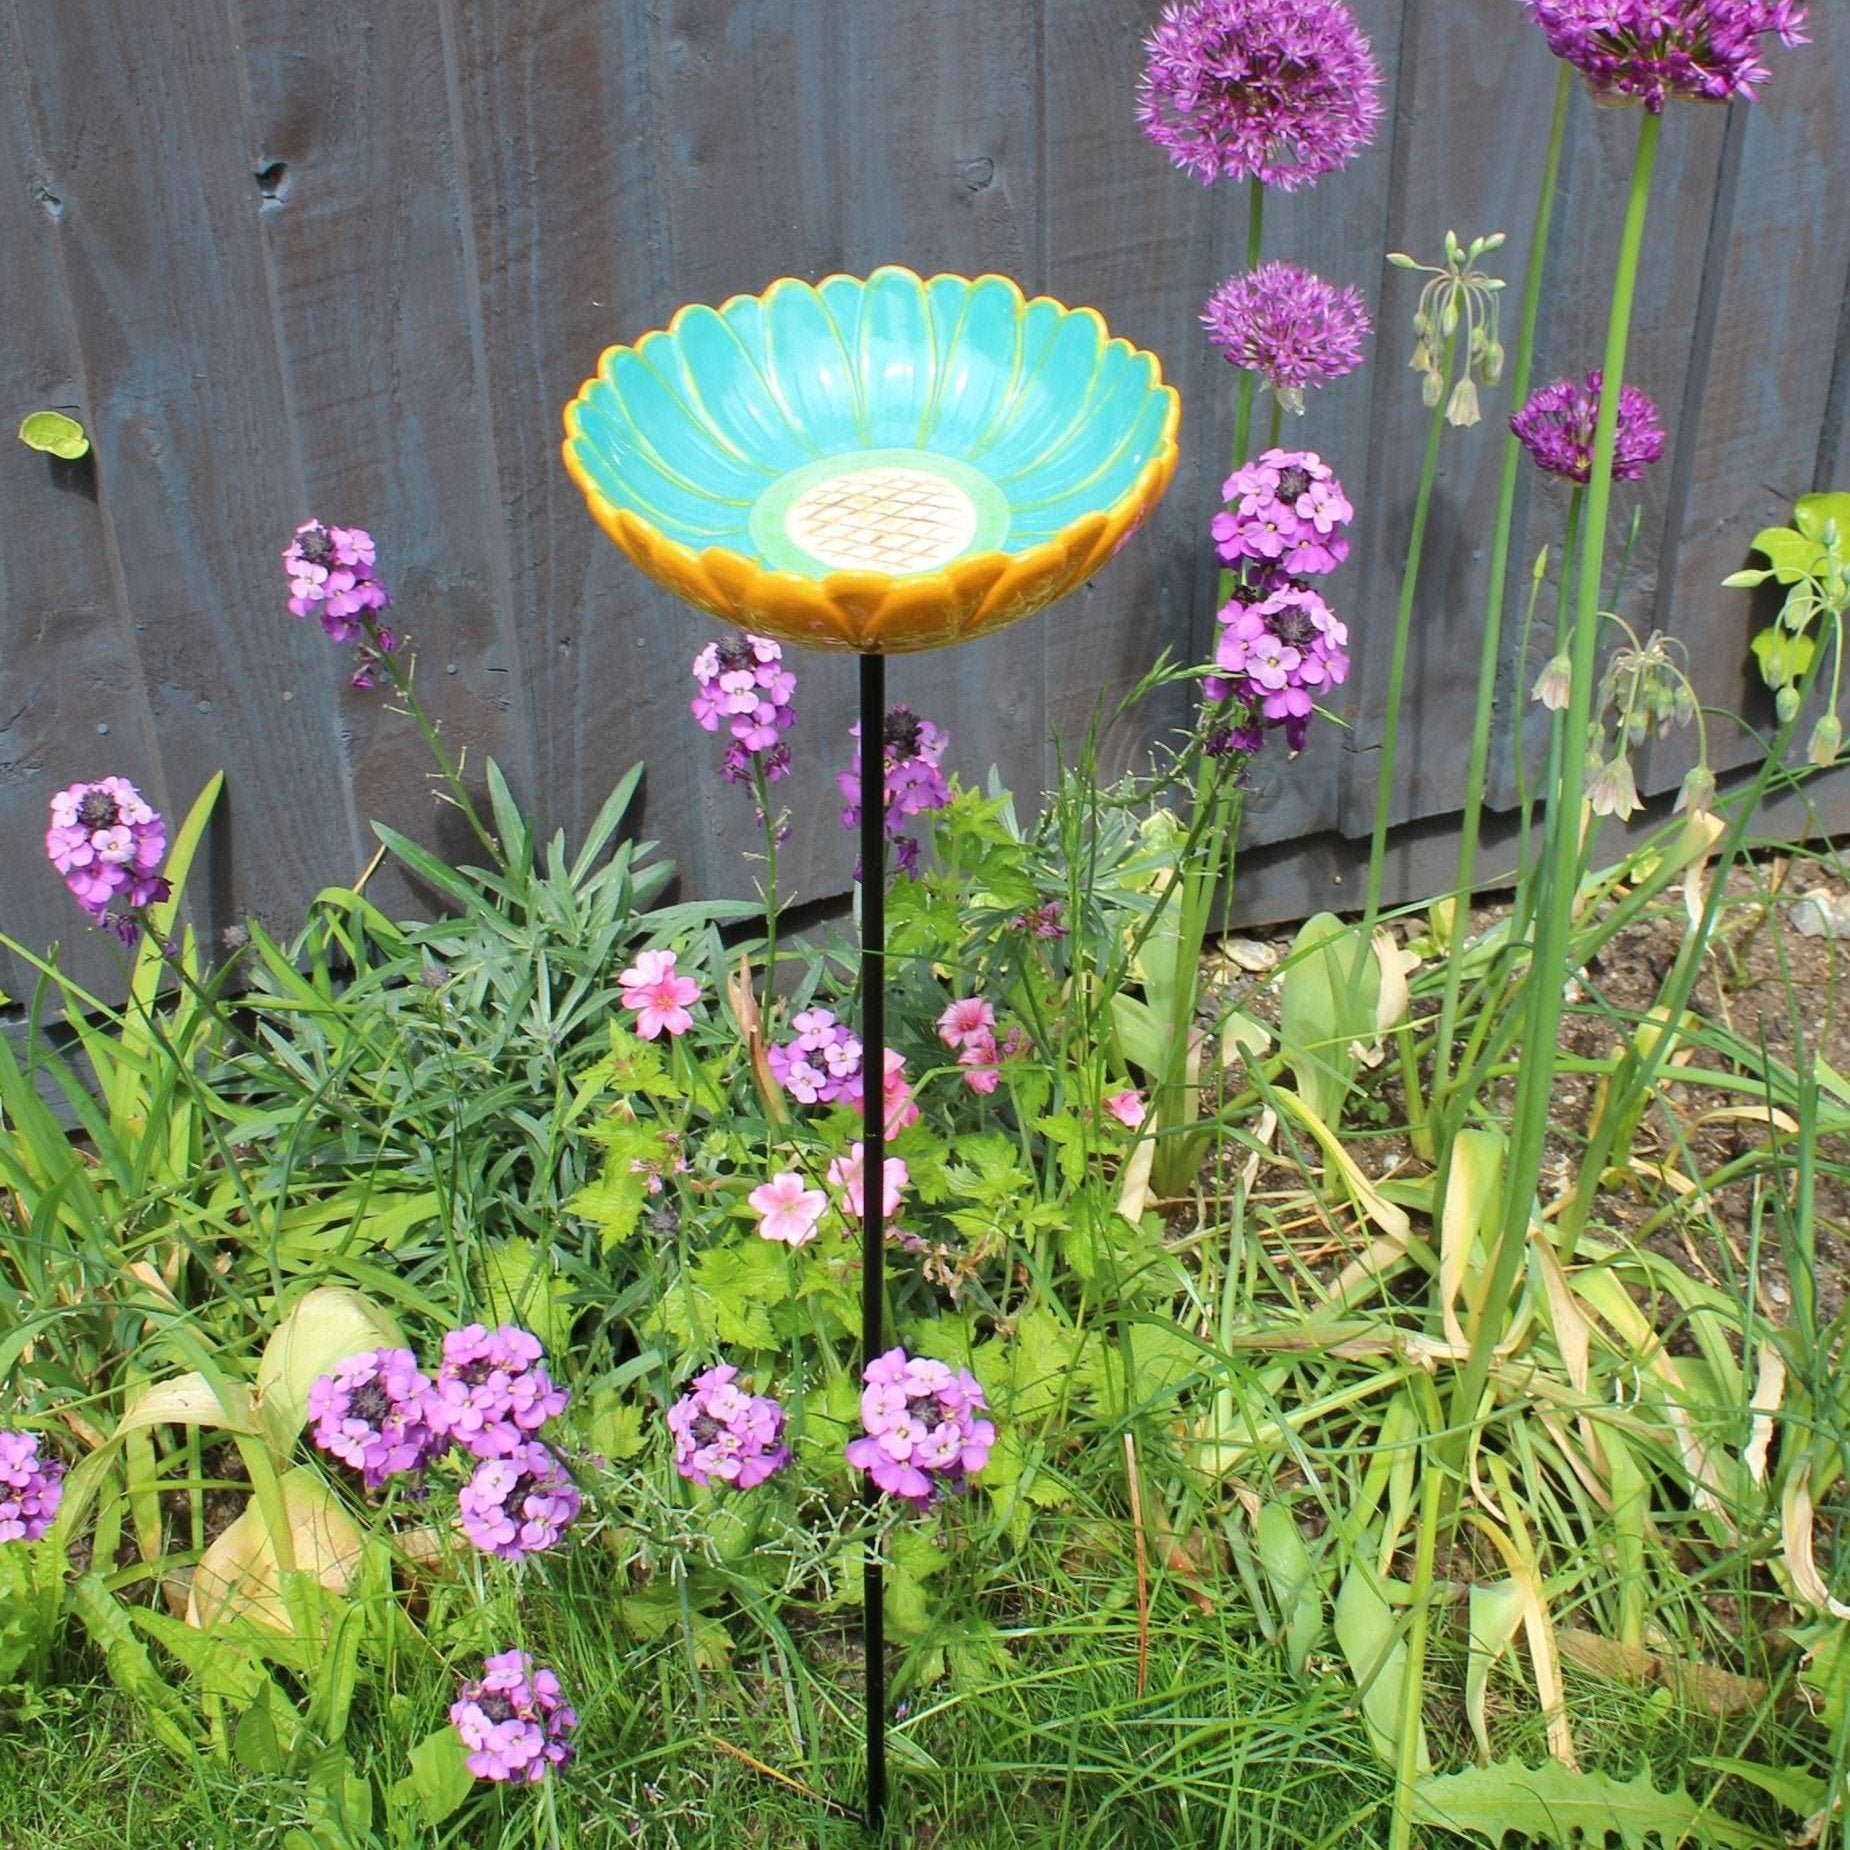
[748,448,1009,579]
[788,466,977,572]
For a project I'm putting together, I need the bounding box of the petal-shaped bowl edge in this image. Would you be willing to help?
[561,266,1181,655]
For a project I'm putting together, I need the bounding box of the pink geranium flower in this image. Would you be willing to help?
[828,1143,908,1220]
[1103,1089,1147,1129]
[748,1172,828,1247]
[617,948,700,1039]
[936,997,996,1051]
[865,1047,920,1138]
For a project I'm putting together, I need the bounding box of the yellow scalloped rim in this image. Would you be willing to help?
[561,267,1181,655]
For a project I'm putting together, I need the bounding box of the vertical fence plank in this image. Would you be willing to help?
[0,26,166,996]
[234,1,537,901]
[7,0,376,950]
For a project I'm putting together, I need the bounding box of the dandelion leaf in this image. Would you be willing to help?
[1411,1756,1764,1848]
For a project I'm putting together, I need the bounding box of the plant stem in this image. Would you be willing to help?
[1363,333,1457,929]
[1430,66,1573,1101]
[1447,108,1663,1471]
[368,618,499,862]
[1216,181,1268,610]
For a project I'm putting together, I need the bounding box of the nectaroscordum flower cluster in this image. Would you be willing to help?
[1519,0,1807,111]
[0,1431,64,1544]
[308,1324,578,1562]
[1207,451,1355,751]
[44,777,171,942]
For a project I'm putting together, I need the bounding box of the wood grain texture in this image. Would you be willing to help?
[0,0,1844,977]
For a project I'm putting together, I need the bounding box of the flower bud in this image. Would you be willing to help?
[1675,764,1716,817]
[1482,341,1505,385]
[1440,297,1460,338]
[1410,339,1433,374]
[1808,712,1843,767]
[1776,685,1803,723]
[1422,367,1445,410]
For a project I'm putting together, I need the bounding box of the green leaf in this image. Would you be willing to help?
[1748,523,1825,586]
[1794,491,1850,545]
[234,1700,287,1775]
[1333,1554,1430,1775]
[1279,913,1378,1124]
[403,1724,476,1826]
[1412,1756,1764,1848]
[477,1238,571,1354]
[18,410,89,458]
[1255,1503,1325,1679]
[654,1241,790,1351]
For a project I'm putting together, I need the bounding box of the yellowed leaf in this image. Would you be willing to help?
[186,1466,364,1632]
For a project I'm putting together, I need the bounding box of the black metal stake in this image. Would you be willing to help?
[858,649,888,1834]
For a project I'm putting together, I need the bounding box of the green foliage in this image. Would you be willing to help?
[17,410,88,458]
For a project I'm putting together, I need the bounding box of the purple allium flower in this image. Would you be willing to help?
[1138,0,1384,191]
[837,707,952,879]
[766,1006,865,1107]
[450,1650,577,1783]
[1510,371,1667,486]
[45,778,171,939]
[691,632,797,788]
[306,1348,439,1489]
[1213,450,1354,576]
[426,1324,569,1460]
[667,1364,790,1491]
[458,1441,581,1559]
[1202,263,1371,413]
[1519,0,1808,111]
[846,1347,995,1509]
[283,520,394,643]
[0,1431,64,1544]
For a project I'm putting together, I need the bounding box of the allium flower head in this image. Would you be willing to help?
[307,1348,439,1489]
[451,1650,577,1783]
[838,707,952,878]
[1511,371,1667,485]
[617,948,701,1040]
[458,1441,581,1559]
[426,1324,569,1459]
[667,1364,790,1490]
[748,1171,828,1248]
[1139,0,1384,191]
[1202,263,1371,414]
[0,1431,64,1543]
[1519,0,1808,111]
[766,1006,864,1106]
[45,777,171,939]
[846,1347,995,1508]
[691,632,797,788]
[1213,450,1354,576]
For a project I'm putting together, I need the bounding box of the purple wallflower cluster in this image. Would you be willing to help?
[44,777,171,942]
[1510,371,1667,486]
[1520,0,1808,111]
[458,1440,582,1560]
[846,1347,995,1509]
[282,519,399,687]
[667,1364,790,1490]
[0,1431,64,1544]
[1138,0,1383,191]
[450,1650,577,1784]
[766,1006,865,1106]
[1202,262,1371,414]
[306,1348,440,1490]
[1207,451,1355,752]
[690,632,797,786]
[307,1325,578,1562]
[837,706,952,878]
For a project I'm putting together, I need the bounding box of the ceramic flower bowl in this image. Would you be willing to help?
[562,266,1180,654]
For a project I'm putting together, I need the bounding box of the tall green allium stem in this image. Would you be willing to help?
[1446,110,1664,1466]
[1430,68,1573,1102]
[1363,333,1456,928]
[1216,180,1268,609]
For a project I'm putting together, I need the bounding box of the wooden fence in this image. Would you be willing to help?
[3,0,1848,997]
